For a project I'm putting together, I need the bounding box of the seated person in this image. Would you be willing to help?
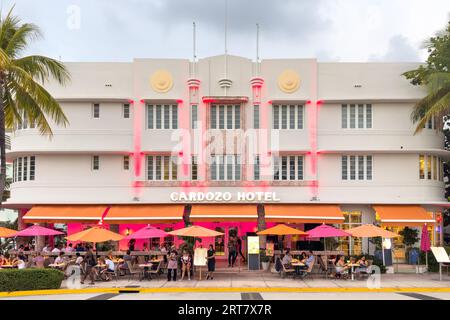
[75,252,83,265]
[334,255,350,276]
[118,250,133,275]
[54,252,66,269]
[10,254,19,267]
[355,256,369,274]
[16,258,26,269]
[281,249,293,267]
[32,253,45,268]
[305,251,315,268]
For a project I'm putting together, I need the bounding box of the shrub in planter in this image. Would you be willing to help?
[0,269,64,292]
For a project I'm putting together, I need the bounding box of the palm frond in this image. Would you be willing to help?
[4,22,41,57]
[14,55,70,85]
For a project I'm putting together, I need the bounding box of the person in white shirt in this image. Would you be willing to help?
[42,245,51,253]
[17,259,26,269]
[64,243,75,253]
[105,257,115,273]
[75,252,83,265]
[54,252,65,265]
[51,246,61,254]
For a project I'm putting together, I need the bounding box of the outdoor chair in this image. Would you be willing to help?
[298,256,316,280]
[277,258,295,278]
[148,261,162,279]
[126,261,143,281]
[317,256,329,278]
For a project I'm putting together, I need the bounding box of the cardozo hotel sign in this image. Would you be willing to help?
[170,191,281,203]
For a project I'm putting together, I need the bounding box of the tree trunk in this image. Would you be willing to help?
[257,204,266,249]
[0,80,6,204]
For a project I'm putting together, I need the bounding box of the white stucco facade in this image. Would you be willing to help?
[5,56,448,208]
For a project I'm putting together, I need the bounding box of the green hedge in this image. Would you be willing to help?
[0,269,64,292]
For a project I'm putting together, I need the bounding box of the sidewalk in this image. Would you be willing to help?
[63,271,450,290]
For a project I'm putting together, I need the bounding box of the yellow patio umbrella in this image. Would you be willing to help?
[168,225,224,238]
[346,224,399,238]
[257,224,308,236]
[66,226,124,242]
[0,227,17,238]
[346,224,399,265]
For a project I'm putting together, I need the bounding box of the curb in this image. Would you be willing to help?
[1,287,450,297]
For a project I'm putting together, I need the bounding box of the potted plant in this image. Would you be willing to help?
[260,249,271,271]
[399,227,419,264]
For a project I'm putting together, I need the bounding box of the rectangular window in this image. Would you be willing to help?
[273,104,303,129]
[12,159,15,183]
[281,105,288,129]
[23,157,28,181]
[148,156,154,180]
[92,156,99,170]
[226,106,233,129]
[342,105,348,129]
[419,155,425,179]
[350,156,356,180]
[254,105,260,129]
[18,157,22,181]
[297,105,303,129]
[123,103,130,119]
[147,105,154,129]
[349,105,356,128]
[427,155,432,180]
[171,105,178,129]
[218,105,225,129]
[155,105,162,129]
[273,105,279,129]
[342,155,372,181]
[191,156,198,180]
[29,156,35,180]
[123,156,130,170]
[342,104,372,129]
[163,105,170,129]
[93,103,100,118]
[358,104,364,129]
[272,155,304,181]
[210,155,241,181]
[433,156,437,180]
[342,156,348,180]
[366,104,372,128]
[147,104,177,129]
[191,105,198,129]
[254,155,260,181]
[234,105,240,129]
[366,156,372,180]
[147,155,178,181]
[211,105,217,129]
[289,105,295,129]
[358,156,364,180]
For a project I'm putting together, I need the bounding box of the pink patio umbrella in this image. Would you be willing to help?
[306,224,351,251]
[14,225,64,237]
[420,224,431,270]
[14,225,64,251]
[124,225,168,246]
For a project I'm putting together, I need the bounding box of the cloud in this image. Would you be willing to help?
[369,35,421,62]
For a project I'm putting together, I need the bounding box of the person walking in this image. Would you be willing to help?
[237,236,246,263]
[228,235,237,267]
[206,245,216,280]
[167,249,178,281]
[80,245,97,285]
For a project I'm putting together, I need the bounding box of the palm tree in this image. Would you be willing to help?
[410,71,450,133]
[0,7,70,201]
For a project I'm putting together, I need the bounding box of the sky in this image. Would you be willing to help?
[1,0,450,63]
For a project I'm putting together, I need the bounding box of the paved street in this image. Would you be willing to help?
[3,291,450,300]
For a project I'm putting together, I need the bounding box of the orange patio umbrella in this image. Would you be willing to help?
[168,225,224,238]
[257,224,308,236]
[346,224,399,238]
[66,226,123,243]
[0,227,17,238]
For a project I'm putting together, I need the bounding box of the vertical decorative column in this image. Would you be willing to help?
[250,77,265,187]
[132,99,144,200]
[187,78,201,185]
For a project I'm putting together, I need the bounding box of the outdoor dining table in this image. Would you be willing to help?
[291,261,306,278]
[347,263,360,280]
[138,260,161,280]
[48,263,65,269]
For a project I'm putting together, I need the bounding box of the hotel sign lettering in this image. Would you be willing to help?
[169,191,281,203]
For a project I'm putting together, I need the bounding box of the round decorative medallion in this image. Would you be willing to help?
[277,70,300,93]
[150,70,173,93]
